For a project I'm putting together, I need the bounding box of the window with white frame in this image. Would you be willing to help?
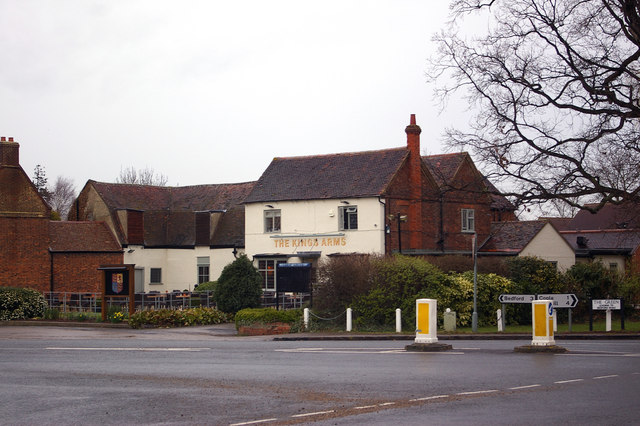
[461,208,475,233]
[339,205,358,230]
[264,209,281,233]
[150,268,162,284]
[197,256,210,284]
[257,259,286,291]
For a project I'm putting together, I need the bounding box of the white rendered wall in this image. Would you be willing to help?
[244,198,386,259]
[124,246,238,292]
[520,223,575,270]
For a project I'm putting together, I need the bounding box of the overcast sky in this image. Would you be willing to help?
[0,1,468,190]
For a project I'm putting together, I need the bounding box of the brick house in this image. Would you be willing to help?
[70,180,255,292]
[0,137,122,293]
[243,115,516,291]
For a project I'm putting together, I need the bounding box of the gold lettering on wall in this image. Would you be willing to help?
[274,237,347,249]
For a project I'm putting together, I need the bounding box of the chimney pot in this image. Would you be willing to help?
[8,137,13,142]
[1,137,5,142]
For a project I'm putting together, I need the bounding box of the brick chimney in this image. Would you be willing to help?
[0,137,19,167]
[405,114,422,250]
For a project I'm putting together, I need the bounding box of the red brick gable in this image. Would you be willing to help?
[0,167,50,218]
[49,221,122,252]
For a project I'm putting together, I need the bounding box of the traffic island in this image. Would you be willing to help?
[405,342,453,352]
[514,344,568,353]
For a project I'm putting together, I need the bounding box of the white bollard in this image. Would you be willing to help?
[531,300,555,346]
[303,307,309,331]
[396,308,402,333]
[497,309,503,332]
[606,309,612,331]
[346,307,352,332]
[414,299,438,344]
[553,309,557,332]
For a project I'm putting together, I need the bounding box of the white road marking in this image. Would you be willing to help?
[554,379,584,384]
[291,410,335,418]
[46,347,207,351]
[354,405,378,410]
[456,390,499,396]
[409,395,449,402]
[509,384,541,390]
[593,375,619,380]
[229,419,277,425]
[378,402,396,407]
[274,347,463,355]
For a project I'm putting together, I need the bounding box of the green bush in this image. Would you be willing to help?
[194,281,217,293]
[128,307,229,329]
[235,307,303,332]
[0,287,47,321]
[213,255,263,313]
[314,255,377,314]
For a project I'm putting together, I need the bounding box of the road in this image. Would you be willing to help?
[0,325,639,425]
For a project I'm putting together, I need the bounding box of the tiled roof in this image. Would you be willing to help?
[560,229,640,254]
[88,181,255,247]
[244,148,409,203]
[481,221,547,253]
[49,221,122,252]
[423,153,515,211]
[422,153,467,187]
[90,181,255,211]
[568,202,640,230]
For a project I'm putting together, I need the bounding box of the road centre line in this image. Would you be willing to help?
[409,395,449,402]
[229,419,277,426]
[593,374,619,380]
[290,410,335,418]
[456,389,499,396]
[554,379,584,384]
[46,347,208,352]
[508,384,541,390]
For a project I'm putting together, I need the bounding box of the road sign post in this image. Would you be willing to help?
[590,299,624,331]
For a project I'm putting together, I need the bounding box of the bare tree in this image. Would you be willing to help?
[116,166,168,186]
[49,176,76,220]
[431,0,640,213]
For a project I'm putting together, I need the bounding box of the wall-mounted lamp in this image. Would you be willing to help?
[265,204,274,209]
[232,246,238,258]
[340,200,350,205]
[127,248,135,253]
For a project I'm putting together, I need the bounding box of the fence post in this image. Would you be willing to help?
[303,308,309,330]
[396,308,402,333]
[346,308,352,332]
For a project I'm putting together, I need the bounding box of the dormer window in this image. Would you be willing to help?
[339,206,358,230]
[264,209,281,233]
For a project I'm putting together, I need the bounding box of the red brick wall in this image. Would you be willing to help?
[51,252,123,293]
[0,216,51,291]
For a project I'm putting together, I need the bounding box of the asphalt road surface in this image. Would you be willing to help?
[1,325,639,425]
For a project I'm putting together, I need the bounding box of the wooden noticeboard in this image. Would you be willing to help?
[99,264,135,321]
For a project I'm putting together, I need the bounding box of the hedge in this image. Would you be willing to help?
[0,287,47,321]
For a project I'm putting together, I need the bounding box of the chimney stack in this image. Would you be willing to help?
[404,114,423,250]
[0,136,19,167]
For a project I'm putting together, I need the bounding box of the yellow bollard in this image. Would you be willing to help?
[531,300,555,346]
[405,299,452,351]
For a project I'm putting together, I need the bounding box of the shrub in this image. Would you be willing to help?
[314,255,377,314]
[194,281,217,293]
[563,261,624,318]
[128,307,229,329]
[0,287,47,321]
[213,255,263,313]
[235,307,304,332]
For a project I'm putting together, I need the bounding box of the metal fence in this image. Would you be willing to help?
[43,291,216,313]
[43,291,309,313]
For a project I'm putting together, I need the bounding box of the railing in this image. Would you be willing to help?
[42,291,216,313]
[43,291,308,313]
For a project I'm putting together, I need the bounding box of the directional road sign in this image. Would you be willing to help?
[537,293,578,308]
[498,294,535,304]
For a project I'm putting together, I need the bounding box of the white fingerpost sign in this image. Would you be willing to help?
[531,300,555,346]
[415,299,438,344]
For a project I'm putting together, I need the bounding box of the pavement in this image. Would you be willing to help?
[2,319,639,340]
